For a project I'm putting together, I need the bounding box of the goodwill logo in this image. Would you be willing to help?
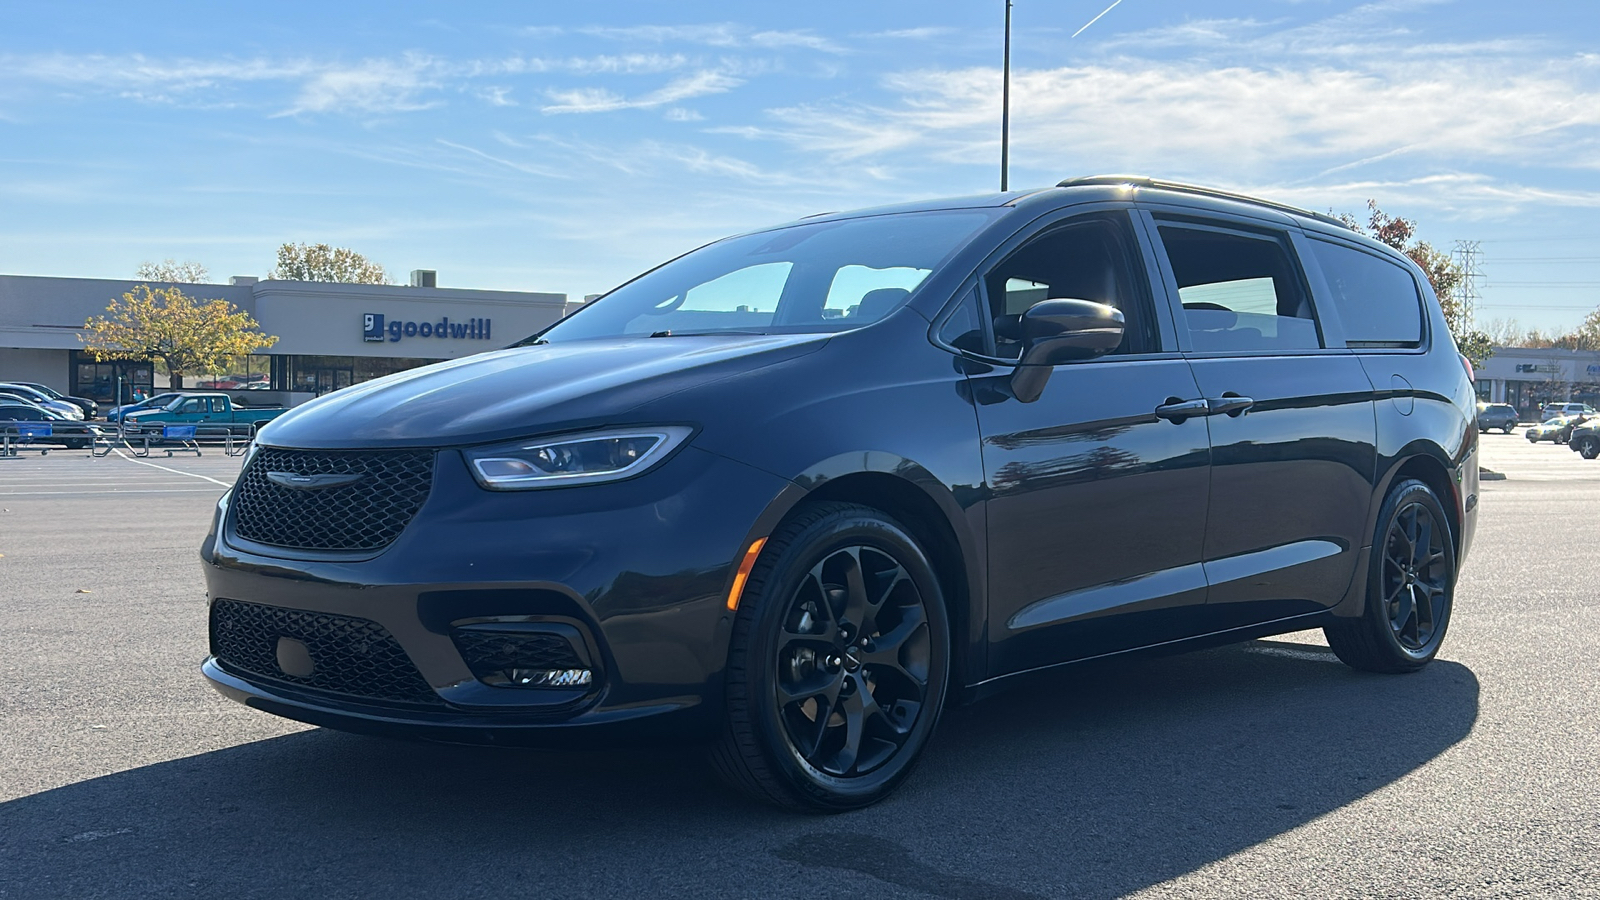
[363,313,492,343]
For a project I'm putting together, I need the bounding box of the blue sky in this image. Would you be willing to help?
[3,0,1600,332]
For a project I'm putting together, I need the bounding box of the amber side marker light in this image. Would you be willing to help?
[726,537,768,611]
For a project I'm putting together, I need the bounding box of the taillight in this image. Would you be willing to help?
[1460,354,1475,383]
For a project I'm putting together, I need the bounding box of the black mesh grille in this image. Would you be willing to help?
[453,630,586,682]
[210,598,441,706]
[231,448,434,552]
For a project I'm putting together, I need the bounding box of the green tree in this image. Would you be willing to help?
[1340,201,1494,365]
[134,259,210,283]
[82,284,278,389]
[271,242,389,284]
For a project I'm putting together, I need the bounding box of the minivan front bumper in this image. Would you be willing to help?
[200,444,793,745]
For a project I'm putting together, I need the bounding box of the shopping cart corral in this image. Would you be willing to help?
[0,420,103,457]
[97,421,255,458]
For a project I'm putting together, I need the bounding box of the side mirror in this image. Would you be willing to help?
[1010,299,1125,403]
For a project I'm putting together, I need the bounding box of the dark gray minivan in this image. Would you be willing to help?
[203,176,1478,810]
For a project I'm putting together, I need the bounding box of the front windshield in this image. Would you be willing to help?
[536,210,999,342]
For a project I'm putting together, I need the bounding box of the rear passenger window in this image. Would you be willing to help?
[1158,226,1321,352]
[1308,239,1423,347]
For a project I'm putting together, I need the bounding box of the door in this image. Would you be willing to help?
[967,212,1214,675]
[315,367,353,396]
[174,397,207,422]
[1142,213,1378,629]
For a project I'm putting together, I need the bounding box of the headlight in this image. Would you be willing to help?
[463,425,694,490]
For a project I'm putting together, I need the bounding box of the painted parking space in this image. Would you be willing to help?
[0,446,244,496]
[1478,427,1600,482]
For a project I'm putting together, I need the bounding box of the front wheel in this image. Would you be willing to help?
[1580,437,1600,460]
[711,502,950,812]
[1325,479,1455,673]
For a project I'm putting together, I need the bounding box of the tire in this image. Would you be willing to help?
[1503,425,1514,434]
[710,501,951,812]
[1581,437,1600,460]
[1325,479,1455,673]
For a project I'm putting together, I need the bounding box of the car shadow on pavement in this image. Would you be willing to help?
[0,640,1478,900]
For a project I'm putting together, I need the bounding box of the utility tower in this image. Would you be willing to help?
[1453,240,1483,331]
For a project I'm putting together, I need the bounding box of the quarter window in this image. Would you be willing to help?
[1158,226,1321,352]
[1308,238,1423,347]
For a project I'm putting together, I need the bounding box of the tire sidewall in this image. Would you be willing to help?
[740,510,950,809]
[1367,479,1456,667]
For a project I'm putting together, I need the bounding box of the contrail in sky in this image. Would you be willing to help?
[1071,0,1125,38]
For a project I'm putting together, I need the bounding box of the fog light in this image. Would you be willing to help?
[507,668,593,687]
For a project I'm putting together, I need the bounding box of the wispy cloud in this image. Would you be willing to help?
[542,70,742,114]
[0,50,715,117]
[706,6,1600,214]
[572,23,846,54]
[281,54,444,115]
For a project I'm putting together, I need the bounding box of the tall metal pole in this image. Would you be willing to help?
[1001,0,1012,191]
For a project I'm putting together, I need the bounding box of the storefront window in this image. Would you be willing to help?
[195,355,274,391]
[71,352,154,405]
[287,355,444,396]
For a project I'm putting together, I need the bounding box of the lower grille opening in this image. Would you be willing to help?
[210,598,442,706]
[452,623,593,689]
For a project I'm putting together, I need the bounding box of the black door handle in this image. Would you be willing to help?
[1208,394,1254,417]
[1155,398,1209,422]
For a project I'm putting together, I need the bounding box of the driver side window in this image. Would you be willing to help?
[983,217,1156,359]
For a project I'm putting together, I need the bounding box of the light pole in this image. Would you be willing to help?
[1001,0,1012,192]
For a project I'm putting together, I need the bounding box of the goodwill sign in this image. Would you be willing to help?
[363,313,492,343]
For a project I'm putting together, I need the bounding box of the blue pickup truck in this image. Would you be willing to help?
[122,392,289,437]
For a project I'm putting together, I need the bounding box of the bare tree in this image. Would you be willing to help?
[134,259,210,283]
[1482,317,1526,347]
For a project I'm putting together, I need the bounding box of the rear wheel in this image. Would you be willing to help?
[1580,437,1600,460]
[711,502,950,812]
[1326,479,1454,673]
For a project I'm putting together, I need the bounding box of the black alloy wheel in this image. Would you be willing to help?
[1326,479,1455,673]
[712,502,950,811]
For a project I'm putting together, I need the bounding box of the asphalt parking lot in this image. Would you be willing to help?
[2,433,1598,899]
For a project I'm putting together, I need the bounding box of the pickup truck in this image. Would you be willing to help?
[121,392,290,437]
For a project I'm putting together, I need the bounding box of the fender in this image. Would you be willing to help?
[721,449,991,688]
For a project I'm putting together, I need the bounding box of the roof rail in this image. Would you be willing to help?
[1055,175,1353,231]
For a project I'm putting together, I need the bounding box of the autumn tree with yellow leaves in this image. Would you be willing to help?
[81,284,278,389]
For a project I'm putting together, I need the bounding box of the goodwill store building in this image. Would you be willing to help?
[0,273,576,406]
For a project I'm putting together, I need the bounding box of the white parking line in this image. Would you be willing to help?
[112,449,235,488]
[0,488,225,496]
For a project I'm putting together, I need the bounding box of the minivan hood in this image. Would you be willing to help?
[260,333,829,449]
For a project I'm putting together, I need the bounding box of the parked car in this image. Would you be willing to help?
[0,402,99,449]
[1529,415,1590,445]
[9,381,98,419]
[0,382,84,420]
[1476,403,1517,433]
[1526,418,1565,443]
[1541,402,1595,421]
[1569,420,1600,459]
[123,392,289,437]
[199,176,1477,811]
[105,392,185,423]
